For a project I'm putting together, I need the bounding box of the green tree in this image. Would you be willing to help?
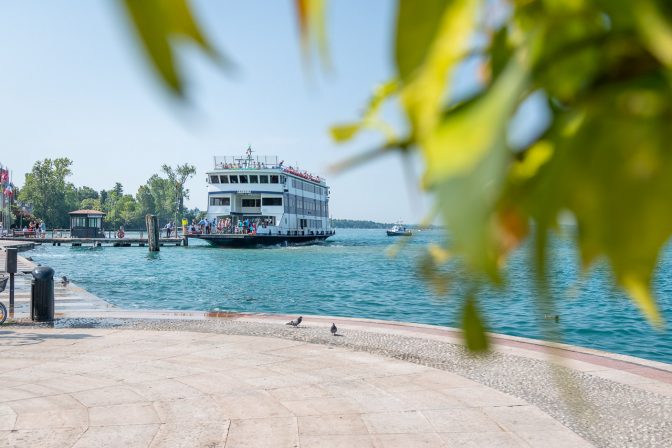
[161,163,197,225]
[80,198,102,212]
[142,174,174,223]
[18,158,75,228]
[76,186,99,203]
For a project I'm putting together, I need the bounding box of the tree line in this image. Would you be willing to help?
[14,158,202,230]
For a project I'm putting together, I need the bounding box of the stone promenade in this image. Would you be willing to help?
[1,312,671,447]
[0,266,671,447]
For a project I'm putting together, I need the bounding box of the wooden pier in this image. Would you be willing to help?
[0,236,184,247]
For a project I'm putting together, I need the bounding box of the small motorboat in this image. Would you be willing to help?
[386,224,412,236]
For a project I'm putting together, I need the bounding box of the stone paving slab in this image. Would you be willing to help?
[0,327,593,448]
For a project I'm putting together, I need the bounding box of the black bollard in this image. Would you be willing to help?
[5,248,17,315]
[31,266,55,322]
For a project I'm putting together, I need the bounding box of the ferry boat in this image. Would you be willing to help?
[194,148,334,247]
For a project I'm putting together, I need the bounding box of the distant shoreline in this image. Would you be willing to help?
[332,219,442,230]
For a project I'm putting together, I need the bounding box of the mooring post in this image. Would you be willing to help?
[145,214,160,252]
[6,248,17,316]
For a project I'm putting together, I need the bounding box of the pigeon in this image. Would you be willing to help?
[25,256,33,261]
[330,323,337,336]
[60,276,69,286]
[286,316,302,327]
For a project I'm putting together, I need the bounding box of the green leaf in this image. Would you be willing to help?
[634,0,672,67]
[330,124,361,142]
[123,0,181,95]
[295,0,331,70]
[399,0,479,136]
[395,0,451,82]
[330,80,399,143]
[461,295,489,352]
[523,77,672,327]
[427,59,527,277]
[122,0,228,97]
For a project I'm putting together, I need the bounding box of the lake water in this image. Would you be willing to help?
[29,228,672,364]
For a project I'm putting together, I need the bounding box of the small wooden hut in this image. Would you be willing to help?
[69,210,106,238]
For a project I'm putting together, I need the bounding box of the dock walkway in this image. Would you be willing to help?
[0,236,183,247]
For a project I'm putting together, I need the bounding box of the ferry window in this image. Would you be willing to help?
[270,175,279,183]
[210,175,219,184]
[209,197,230,206]
[230,175,239,183]
[249,175,258,183]
[220,175,229,183]
[262,197,282,206]
[242,199,261,207]
[260,175,269,183]
[239,175,248,183]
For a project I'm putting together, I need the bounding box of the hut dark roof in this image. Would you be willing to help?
[68,209,106,215]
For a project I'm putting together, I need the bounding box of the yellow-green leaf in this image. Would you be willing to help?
[122,0,228,97]
[461,295,489,352]
[295,0,331,70]
[123,0,181,94]
[521,79,672,328]
[400,0,479,137]
[427,59,527,277]
[330,80,399,143]
[423,59,527,185]
[622,276,663,327]
[634,0,672,67]
[395,0,451,82]
[330,124,361,142]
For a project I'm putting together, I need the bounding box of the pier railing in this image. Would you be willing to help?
[7,229,188,240]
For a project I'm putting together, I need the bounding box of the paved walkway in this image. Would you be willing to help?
[0,274,671,446]
[0,327,591,448]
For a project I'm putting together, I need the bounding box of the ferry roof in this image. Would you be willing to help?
[211,154,326,185]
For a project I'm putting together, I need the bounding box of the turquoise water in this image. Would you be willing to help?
[29,229,672,364]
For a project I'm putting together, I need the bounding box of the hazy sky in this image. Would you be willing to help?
[0,0,443,223]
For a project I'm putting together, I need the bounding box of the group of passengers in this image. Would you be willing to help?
[185,217,272,235]
[15,220,46,238]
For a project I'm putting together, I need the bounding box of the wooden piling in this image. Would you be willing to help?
[145,214,160,252]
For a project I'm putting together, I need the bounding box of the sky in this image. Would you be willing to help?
[0,0,438,224]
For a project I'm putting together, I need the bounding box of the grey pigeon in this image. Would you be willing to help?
[61,276,69,286]
[331,323,337,336]
[286,316,302,327]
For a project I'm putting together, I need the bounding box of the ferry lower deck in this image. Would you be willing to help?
[190,230,335,248]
